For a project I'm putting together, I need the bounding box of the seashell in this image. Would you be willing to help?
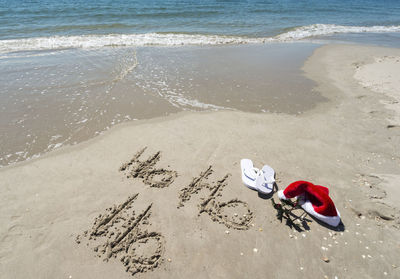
[322,257,330,263]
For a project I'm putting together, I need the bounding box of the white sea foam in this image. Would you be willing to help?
[168,95,227,110]
[0,33,262,53]
[275,24,400,41]
[0,24,399,54]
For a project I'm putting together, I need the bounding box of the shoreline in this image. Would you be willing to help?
[0,42,320,168]
[1,43,400,278]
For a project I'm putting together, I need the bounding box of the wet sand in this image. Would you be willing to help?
[0,44,400,278]
[0,43,320,167]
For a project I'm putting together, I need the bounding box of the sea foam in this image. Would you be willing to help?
[0,24,399,53]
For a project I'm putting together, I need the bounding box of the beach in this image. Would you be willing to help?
[1,43,399,278]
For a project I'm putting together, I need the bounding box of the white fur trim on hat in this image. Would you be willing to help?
[277,190,288,200]
[301,200,341,227]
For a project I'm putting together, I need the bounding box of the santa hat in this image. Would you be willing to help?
[277,181,341,227]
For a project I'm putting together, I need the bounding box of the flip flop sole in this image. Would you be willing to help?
[240,159,258,190]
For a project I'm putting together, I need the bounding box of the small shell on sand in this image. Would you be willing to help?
[253,248,258,253]
[167,258,172,262]
[322,257,330,263]
[240,252,244,256]
[225,230,230,234]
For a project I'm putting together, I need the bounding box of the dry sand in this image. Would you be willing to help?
[1,44,400,278]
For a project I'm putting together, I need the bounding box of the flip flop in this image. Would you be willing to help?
[240,159,260,191]
[255,164,275,194]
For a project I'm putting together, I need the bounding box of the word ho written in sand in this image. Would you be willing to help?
[120,147,177,188]
[76,194,164,276]
[178,165,254,230]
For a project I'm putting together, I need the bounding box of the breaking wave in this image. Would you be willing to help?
[1,24,400,53]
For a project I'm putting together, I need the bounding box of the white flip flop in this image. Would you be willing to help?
[240,159,260,191]
[255,164,275,194]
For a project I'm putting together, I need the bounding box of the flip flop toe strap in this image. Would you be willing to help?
[264,177,275,184]
[244,167,261,181]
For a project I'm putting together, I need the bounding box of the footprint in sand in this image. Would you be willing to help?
[356,174,387,200]
[178,166,254,230]
[77,194,164,276]
[120,147,178,188]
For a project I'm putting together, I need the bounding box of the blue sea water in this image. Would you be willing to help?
[0,0,400,51]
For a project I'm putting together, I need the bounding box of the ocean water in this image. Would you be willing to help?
[0,0,400,51]
[1,0,400,167]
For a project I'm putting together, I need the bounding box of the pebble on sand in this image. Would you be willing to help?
[322,257,330,263]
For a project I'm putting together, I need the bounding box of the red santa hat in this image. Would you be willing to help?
[277,181,341,227]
